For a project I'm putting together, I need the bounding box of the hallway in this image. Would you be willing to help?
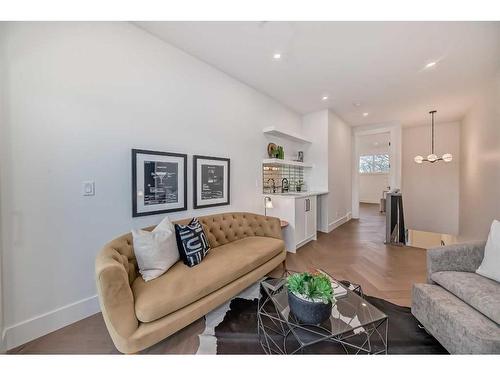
[281,203,426,306]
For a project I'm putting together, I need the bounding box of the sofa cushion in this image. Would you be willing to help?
[431,271,500,324]
[132,236,284,322]
[412,284,500,354]
[476,219,500,283]
[175,217,210,267]
[132,216,179,282]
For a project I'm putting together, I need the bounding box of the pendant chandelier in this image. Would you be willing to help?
[414,110,452,164]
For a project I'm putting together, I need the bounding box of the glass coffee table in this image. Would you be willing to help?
[257,272,388,354]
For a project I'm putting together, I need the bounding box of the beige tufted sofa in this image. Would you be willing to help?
[95,212,286,353]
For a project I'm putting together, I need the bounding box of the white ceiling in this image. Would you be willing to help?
[135,21,500,127]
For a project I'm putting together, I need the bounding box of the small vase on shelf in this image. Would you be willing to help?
[278,146,284,160]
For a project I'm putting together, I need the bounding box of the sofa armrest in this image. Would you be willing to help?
[427,241,486,283]
[259,215,283,240]
[95,248,139,352]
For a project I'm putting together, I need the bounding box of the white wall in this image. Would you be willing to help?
[327,110,352,230]
[402,122,460,235]
[301,110,329,231]
[302,110,329,192]
[299,109,352,232]
[359,174,389,204]
[0,23,6,352]
[459,71,500,241]
[0,22,302,349]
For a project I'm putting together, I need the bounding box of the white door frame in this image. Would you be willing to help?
[352,123,402,219]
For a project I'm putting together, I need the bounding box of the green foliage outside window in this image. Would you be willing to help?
[359,154,389,173]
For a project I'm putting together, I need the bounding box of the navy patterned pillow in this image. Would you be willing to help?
[175,218,211,267]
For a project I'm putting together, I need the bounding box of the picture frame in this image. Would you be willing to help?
[193,155,230,209]
[132,149,187,217]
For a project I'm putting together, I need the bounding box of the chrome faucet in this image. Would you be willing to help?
[267,178,276,193]
[281,178,289,193]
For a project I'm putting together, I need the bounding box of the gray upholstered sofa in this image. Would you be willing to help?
[412,241,500,354]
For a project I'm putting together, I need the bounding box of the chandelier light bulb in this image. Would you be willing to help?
[442,153,453,162]
[414,155,424,164]
[427,154,438,162]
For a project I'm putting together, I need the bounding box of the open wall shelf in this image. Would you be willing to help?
[263,126,311,144]
[262,158,313,168]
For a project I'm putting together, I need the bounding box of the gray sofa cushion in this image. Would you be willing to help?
[431,271,500,324]
[412,283,500,354]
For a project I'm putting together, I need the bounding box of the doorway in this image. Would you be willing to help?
[352,124,402,221]
[357,132,390,219]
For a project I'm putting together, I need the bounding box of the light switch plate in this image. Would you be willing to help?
[82,181,95,196]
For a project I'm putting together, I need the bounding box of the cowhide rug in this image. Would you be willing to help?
[197,282,447,354]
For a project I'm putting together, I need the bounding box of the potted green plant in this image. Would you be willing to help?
[287,272,335,325]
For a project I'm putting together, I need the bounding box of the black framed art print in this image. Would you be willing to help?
[132,149,187,217]
[193,155,230,209]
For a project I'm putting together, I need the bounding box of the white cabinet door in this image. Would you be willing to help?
[305,196,317,239]
[294,197,306,245]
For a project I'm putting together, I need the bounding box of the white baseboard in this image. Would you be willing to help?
[295,233,317,250]
[317,222,329,233]
[3,294,100,351]
[328,212,352,233]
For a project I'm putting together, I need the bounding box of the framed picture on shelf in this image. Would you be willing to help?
[193,155,230,209]
[132,149,187,217]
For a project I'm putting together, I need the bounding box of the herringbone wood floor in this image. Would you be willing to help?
[8,203,426,354]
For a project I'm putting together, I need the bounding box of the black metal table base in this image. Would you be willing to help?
[257,286,388,355]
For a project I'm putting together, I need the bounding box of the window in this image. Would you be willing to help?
[359,154,389,173]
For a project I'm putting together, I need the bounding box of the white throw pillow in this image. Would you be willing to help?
[132,216,180,282]
[476,219,500,283]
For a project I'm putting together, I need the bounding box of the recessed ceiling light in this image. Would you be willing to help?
[425,61,437,69]
[272,52,281,60]
[363,112,369,117]
[322,95,329,101]
[353,102,362,107]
